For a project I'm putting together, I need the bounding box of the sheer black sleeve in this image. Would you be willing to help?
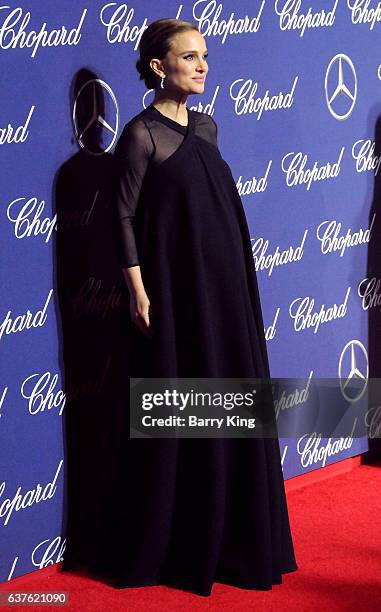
[112,117,154,268]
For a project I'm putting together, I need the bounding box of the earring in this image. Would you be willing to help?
[160,75,165,89]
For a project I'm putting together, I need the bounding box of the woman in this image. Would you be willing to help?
[109,18,298,596]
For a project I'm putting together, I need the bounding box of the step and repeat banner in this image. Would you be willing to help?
[1,0,380,583]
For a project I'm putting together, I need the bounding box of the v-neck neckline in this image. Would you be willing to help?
[147,104,192,134]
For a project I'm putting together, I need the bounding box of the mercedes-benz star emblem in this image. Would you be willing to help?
[73,78,119,155]
[338,339,368,402]
[325,53,357,121]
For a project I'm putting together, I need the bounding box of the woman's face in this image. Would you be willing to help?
[153,30,209,94]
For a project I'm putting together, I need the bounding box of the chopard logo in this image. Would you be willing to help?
[281,148,344,190]
[231,76,298,120]
[7,537,66,581]
[275,0,338,36]
[0,290,53,343]
[358,277,381,311]
[21,371,66,417]
[99,3,148,48]
[297,420,356,468]
[325,54,357,120]
[352,139,381,175]
[0,387,7,420]
[251,230,307,277]
[264,308,280,341]
[316,215,375,257]
[7,196,56,243]
[73,79,119,155]
[0,6,86,57]
[1,106,35,145]
[0,460,63,526]
[236,160,272,196]
[71,277,122,319]
[273,370,313,420]
[194,0,265,42]
[347,0,381,30]
[289,287,351,334]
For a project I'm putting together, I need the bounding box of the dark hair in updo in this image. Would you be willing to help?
[136,18,199,90]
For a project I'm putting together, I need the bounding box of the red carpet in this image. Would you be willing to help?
[1,458,381,611]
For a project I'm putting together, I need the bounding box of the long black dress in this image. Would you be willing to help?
[107,103,298,596]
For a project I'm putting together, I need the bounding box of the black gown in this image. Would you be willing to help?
[102,103,298,596]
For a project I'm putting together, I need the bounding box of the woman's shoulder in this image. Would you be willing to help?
[191,108,217,128]
[121,108,150,134]
[191,109,218,146]
[114,110,153,158]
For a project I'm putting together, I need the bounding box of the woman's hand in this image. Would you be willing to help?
[130,289,153,337]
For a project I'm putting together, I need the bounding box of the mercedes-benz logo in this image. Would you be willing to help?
[338,339,368,402]
[72,78,119,155]
[325,53,357,121]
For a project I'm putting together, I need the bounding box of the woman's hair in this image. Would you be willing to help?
[136,18,199,90]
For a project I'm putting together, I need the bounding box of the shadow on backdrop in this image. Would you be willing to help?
[53,68,131,582]
[365,106,381,462]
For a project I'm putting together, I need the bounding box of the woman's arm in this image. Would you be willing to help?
[112,117,154,335]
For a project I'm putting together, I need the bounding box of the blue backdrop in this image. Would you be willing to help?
[1,0,379,582]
